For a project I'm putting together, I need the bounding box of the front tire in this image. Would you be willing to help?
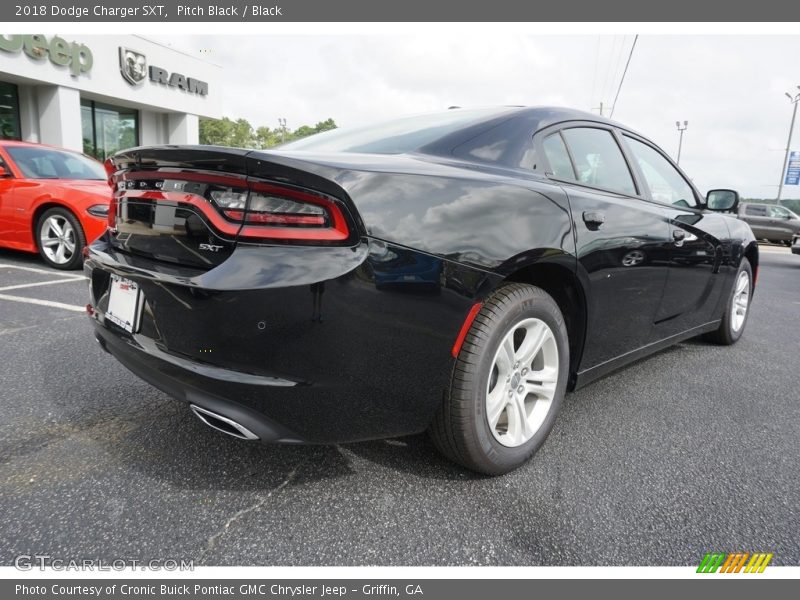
[706,259,753,345]
[36,207,85,270]
[430,283,569,475]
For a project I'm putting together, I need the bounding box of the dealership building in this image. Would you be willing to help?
[0,34,221,159]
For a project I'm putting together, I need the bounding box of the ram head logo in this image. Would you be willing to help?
[119,47,147,85]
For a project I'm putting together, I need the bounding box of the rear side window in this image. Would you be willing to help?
[561,128,636,196]
[744,205,767,216]
[542,133,575,179]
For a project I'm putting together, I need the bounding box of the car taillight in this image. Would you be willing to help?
[209,182,347,240]
[238,183,350,242]
[116,171,351,244]
[217,190,327,227]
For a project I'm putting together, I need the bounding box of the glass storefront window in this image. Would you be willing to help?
[0,82,21,140]
[81,99,138,160]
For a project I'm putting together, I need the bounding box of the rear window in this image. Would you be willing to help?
[282,108,517,154]
[7,146,105,180]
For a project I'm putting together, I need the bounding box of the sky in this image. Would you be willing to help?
[150,34,800,199]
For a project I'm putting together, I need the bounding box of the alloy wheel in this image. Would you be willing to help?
[485,317,559,447]
[731,270,750,333]
[40,215,76,266]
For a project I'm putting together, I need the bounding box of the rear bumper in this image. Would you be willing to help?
[85,235,495,444]
[93,323,303,443]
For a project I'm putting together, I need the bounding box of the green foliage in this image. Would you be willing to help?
[200,116,337,149]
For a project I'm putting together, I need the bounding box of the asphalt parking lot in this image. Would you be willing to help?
[0,245,798,566]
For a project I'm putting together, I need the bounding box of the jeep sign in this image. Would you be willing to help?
[0,34,92,78]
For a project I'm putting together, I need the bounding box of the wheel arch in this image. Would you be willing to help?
[500,257,587,390]
[743,240,759,291]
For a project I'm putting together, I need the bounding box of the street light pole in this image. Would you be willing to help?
[675,120,688,165]
[278,117,287,144]
[777,88,800,202]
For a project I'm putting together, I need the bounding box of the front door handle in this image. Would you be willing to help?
[672,229,686,246]
[583,211,605,227]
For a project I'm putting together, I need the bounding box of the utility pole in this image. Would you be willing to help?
[777,88,800,202]
[675,120,688,165]
[278,117,287,144]
[593,102,605,116]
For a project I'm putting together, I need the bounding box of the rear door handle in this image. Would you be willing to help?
[583,211,605,226]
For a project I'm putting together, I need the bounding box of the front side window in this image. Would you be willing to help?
[624,136,696,207]
[560,127,636,196]
[6,146,106,180]
[768,205,795,219]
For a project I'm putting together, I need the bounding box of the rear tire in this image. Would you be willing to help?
[36,207,85,270]
[430,283,569,475]
[706,259,753,345]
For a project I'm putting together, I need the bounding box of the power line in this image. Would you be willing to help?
[608,35,628,103]
[609,34,639,119]
[599,36,619,110]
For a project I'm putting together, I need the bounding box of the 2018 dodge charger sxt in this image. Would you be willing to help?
[84,107,758,474]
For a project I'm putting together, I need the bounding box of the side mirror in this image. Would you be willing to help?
[706,189,740,212]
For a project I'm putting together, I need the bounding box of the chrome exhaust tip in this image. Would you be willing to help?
[189,404,260,441]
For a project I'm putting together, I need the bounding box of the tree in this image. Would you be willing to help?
[254,126,281,149]
[200,117,337,149]
[313,118,337,134]
[199,117,255,147]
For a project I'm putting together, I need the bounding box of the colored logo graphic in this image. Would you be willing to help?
[697,552,773,573]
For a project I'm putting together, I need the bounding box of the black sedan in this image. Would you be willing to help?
[85,107,758,475]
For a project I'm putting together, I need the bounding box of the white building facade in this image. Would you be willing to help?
[0,34,221,159]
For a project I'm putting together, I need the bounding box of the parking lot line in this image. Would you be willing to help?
[0,263,85,277]
[0,277,85,292]
[0,293,85,313]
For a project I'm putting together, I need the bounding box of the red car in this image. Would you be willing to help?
[0,140,110,269]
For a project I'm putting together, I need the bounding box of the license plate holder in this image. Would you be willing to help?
[106,274,142,333]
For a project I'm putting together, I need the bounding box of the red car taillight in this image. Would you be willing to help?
[116,171,351,243]
[231,182,349,242]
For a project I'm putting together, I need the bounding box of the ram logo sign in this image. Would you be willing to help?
[118,47,209,96]
[119,47,147,85]
[149,65,208,96]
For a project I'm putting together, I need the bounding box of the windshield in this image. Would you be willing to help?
[282,107,518,154]
[6,146,106,180]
